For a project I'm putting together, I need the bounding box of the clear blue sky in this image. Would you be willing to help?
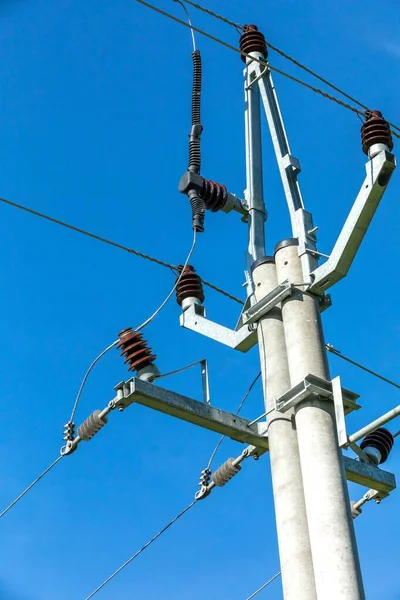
[0,1,399,598]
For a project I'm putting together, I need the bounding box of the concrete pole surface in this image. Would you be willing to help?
[275,239,365,600]
[253,256,317,600]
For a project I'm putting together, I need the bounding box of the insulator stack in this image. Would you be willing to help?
[202,179,228,212]
[176,265,205,306]
[240,24,268,62]
[63,421,75,442]
[198,468,211,489]
[117,327,157,373]
[361,110,393,155]
[78,410,108,441]
[212,458,241,487]
[360,427,394,464]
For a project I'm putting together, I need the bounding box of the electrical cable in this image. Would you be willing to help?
[0,195,243,304]
[135,229,196,331]
[66,230,196,431]
[326,344,400,390]
[135,0,400,139]
[173,0,196,51]
[69,341,118,425]
[206,371,261,471]
[84,500,197,599]
[0,456,63,520]
[244,572,281,600]
[177,0,400,136]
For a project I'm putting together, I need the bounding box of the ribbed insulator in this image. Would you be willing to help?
[361,110,393,155]
[240,24,268,62]
[201,179,228,212]
[117,327,157,372]
[212,458,241,487]
[176,265,205,305]
[360,427,394,464]
[63,421,76,442]
[78,410,108,441]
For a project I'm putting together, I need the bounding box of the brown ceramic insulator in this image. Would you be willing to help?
[176,265,205,305]
[117,327,156,372]
[202,178,228,212]
[240,24,268,63]
[361,110,393,155]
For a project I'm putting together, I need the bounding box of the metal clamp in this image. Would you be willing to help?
[242,279,293,325]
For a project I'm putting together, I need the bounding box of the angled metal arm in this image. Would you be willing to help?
[310,150,396,294]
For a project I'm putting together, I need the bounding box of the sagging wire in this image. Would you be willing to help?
[326,344,400,390]
[244,571,281,600]
[0,456,63,520]
[173,0,196,51]
[64,229,197,446]
[205,372,261,472]
[84,500,198,599]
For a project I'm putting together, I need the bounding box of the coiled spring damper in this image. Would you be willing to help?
[176,265,205,308]
[117,328,157,374]
[361,110,393,156]
[240,25,268,62]
[360,427,394,465]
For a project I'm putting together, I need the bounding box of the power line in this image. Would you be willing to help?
[0,456,63,519]
[0,195,243,305]
[84,500,197,599]
[177,0,243,32]
[178,0,400,135]
[244,572,281,600]
[206,371,261,471]
[136,0,400,139]
[326,344,400,390]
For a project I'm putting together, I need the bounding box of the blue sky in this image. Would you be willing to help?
[0,0,399,598]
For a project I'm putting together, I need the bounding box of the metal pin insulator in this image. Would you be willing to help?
[78,410,108,441]
[211,458,241,487]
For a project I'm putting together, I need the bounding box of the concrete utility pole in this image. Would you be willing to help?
[275,241,364,599]
[93,20,397,600]
[252,257,317,600]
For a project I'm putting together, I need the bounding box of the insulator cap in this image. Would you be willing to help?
[240,24,268,62]
[201,178,228,212]
[360,427,394,464]
[176,265,205,305]
[361,110,393,155]
[117,327,156,372]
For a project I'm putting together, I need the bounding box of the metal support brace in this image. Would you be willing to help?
[115,377,269,450]
[274,373,360,416]
[242,279,293,325]
[180,303,257,352]
[310,150,396,294]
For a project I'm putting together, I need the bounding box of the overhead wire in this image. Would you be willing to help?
[0,456,63,520]
[0,195,243,304]
[173,0,196,50]
[84,500,198,599]
[176,0,400,135]
[135,0,400,139]
[326,344,400,390]
[206,371,261,471]
[244,571,281,600]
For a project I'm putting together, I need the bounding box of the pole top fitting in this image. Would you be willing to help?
[240,24,268,62]
[251,255,275,273]
[274,238,299,255]
[361,109,393,155]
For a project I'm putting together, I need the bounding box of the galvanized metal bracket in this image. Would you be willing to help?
[114,377,269,450]
[309,150,396,294]
[275,373,361,416]
[344,456,396,495]
[180,303,257,353]
[241,279,293,325]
